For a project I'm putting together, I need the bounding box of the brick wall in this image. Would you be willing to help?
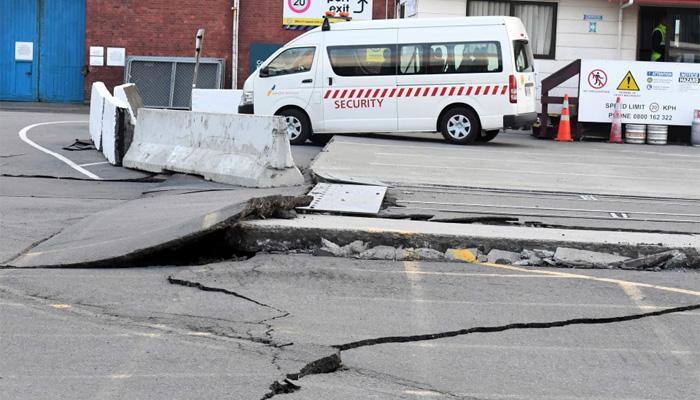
[85,0,396,98]
[85,0,233,99]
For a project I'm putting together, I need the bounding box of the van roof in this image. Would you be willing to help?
[324,16,517,31]
[286,17,527,46]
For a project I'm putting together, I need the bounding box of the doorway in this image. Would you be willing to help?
[0,0,86,102]
[638,6,700,63]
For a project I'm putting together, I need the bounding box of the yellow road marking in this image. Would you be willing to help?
[448,249,700,298]
[446,248,477,263]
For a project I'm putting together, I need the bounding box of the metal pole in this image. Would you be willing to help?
[232,0,240,89]
[191,28,205,109]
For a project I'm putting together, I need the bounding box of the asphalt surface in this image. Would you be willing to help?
[1,255,699,399]
[0,109,320,264]
[2,107,700,399]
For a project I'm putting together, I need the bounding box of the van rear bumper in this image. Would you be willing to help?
[238,104,254,114]
[503,112,537,129]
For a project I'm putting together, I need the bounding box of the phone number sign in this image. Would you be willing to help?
[283,0,373,26]
[579,59,700,126]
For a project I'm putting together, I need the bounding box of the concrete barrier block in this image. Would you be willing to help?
[89,82,110,150]
[89,81,129,165]
[191,89,242,113]
[123,109,303,187]
[114,83,144,125]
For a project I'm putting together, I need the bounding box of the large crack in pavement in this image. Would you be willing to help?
[261,303,700,399]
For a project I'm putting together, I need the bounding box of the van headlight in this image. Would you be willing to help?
[241,91,254,105]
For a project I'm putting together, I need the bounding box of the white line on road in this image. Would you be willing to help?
[78,161,109,167]
[18,121,101,180]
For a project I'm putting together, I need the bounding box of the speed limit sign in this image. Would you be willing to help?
[288,0,311,13]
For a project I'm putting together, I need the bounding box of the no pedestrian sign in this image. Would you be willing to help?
[283,0,373,26]
[579,59,700,126]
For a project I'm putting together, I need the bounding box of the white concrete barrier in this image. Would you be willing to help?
[123,109,303,187]
[89,82,130,165]
[114,83,143,125]
[191,89,242,113]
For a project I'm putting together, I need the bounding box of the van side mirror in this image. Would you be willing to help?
[259,66,270,77]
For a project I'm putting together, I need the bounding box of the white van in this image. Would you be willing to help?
[239,16,537,145]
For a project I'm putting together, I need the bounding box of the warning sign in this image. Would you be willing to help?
[579,59,700,126]
[617,71,640,91]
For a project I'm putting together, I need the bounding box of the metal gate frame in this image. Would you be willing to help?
[124,56,225,108]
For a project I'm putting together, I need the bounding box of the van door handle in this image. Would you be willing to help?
[302,78,313,84]
[328,77,333,86]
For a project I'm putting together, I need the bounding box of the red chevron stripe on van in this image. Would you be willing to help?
[323,85,507,99]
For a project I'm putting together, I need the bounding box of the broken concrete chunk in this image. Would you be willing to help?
[316,238,343,257]
[533,249,555,259]
[619,250,679,270]
[445,248,478,263]
[487,249,521,265]
[358,246,398,260]
[394,248,411,261]
[554,247,629,269]
[664,252,690,269]
[477,255,488,263]
[410,248,445,261]
[344,240,368,256]
[513,260,531,266]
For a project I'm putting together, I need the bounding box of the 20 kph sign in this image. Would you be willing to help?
[288,0,311,13]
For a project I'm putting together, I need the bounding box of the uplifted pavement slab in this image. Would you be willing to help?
[6,187,308,268]
[236,214,700,262]
[312,134,700,199]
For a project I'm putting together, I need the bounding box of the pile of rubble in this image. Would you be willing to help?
[315,239,696,270]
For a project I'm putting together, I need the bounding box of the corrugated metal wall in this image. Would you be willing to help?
[0,0,85,102]
[39,0,86,102]
[0,0,39,101]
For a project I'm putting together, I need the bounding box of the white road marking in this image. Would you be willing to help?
[78,161,109,167]
[18,121,101,180]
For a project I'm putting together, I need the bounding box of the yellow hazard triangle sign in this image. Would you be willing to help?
[617,71,640,91]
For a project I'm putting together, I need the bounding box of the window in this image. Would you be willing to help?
[328,45,396,76]
[513,40,534,72]
[454,42,502,73]
[260,47,315,77]
[399,42,503,75]
[467,1,557,59]
[400,45,425,74]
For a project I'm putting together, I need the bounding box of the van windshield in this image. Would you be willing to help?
[513,40,534,73]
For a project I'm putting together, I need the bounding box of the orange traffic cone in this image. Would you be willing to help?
[555,94,573,142]
[609,96,623,143]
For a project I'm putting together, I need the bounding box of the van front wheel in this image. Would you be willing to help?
[278,109,311,145]
[440,107,480,145]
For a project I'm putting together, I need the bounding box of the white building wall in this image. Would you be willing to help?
[411,0,640,113]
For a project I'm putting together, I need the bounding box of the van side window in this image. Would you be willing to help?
[454,42,502,73]
[399,45,425,75]
[328,45,396,76]
[513,40,534,73]
[428,45,449,74]
[261,47,315,77]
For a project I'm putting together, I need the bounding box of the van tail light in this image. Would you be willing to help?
[509,74,518,104]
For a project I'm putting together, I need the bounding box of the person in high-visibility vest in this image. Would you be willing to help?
[650,16,667,62]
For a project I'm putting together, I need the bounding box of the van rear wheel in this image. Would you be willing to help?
[278,108,311,145]
[440,107,480,145]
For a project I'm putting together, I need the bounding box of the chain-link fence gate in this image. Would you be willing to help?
[124,56,225,108]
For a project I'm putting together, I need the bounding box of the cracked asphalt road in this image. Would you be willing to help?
[2,255,699,399]
[2,108,699,399]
